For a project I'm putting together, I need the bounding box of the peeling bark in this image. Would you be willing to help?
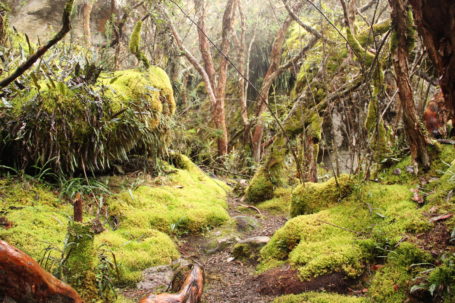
[0,240,82,303]
[409,0,455,120]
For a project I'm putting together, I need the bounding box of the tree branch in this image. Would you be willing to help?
[0,0,75,89]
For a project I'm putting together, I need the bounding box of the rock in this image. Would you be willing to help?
[232,236,270,261]
[137,259,191,292]
[204,235,240,254]
[392,168,401,175]
[137,265,174,291]
[233,215,260,232]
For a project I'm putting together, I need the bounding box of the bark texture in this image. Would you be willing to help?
[390,0,430,171]
[0,240,82,303]
[139,264,204,303]
[82,2,94,46]
[409,0,455,120]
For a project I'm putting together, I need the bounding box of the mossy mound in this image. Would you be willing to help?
[273,292,366,303]
[259,182,431,282]
[99,155,229,284]
[1,66,175,174]
[368,242,432,303]
[107,155,230,236]
[95,227,179,285]
[290,175,353,217]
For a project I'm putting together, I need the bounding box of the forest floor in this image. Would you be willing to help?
[123,196,288,303]
[183,196,287,303]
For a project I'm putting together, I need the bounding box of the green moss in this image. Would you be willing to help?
[368,242,432,303]
[129,20,150,68]
[291,175,353,216]
[0,179,70,259]
[95,228,179,285]
[245,137,287,203]
[427,160,455,205]
[258,187,292,214]
[107,156,229,235]
[6,66,176,174]
[377,156,414,184]
[273,292,367,303]
[260,182,431,281]
[64,222,98,301]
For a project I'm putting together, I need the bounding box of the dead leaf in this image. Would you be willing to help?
[430,214,453,222]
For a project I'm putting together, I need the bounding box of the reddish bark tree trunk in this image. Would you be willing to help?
[0,240,82,303]
[390,0,430,171]
[409,0,455,121]
[82,2,94,47]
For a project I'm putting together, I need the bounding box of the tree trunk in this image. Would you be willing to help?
[409,0,455,121]
[251,17,294,161]
[0,240,83,303]
[82,2,94,47]
[389,0,430,171]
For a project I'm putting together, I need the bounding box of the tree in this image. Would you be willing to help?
[389,0,430,171]
[163,0,239,156]
[409,0,455,122]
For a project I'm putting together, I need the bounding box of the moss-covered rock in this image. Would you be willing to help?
[260,182,431,282]
[245,137,288,203]
[258,187,292,214]
[290,175,353,217]
[273,292,366,303]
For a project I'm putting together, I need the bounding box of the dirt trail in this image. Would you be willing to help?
[178,196,288,303]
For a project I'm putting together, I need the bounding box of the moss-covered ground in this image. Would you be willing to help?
[259,145,454,303]
[0,155,230,289]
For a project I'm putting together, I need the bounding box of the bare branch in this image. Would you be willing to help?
[0,0,75,89]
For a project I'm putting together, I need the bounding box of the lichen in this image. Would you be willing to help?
[273,292,367,303]
[290,174,353,217]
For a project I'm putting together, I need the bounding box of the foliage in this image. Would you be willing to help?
[273,292,366,303]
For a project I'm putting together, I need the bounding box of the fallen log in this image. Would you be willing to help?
[139,264,204,303]
[0,240,83,303]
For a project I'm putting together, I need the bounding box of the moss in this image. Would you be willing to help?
[260,182,431,281]
[346,28,375,66]
[6,66,176,174]
[290,175,353,217]
[377,156,414,184]
[107,155,229,232]
[258,187,292,214]
[427,160,455,205]
[0,179,70,259]
[368,242,432,303]
[95,228,179,285]
[129,20,150,68]
[273,292,367,303]
[64,222,98,301]
[245,137,288,203]
[364,99,391,162]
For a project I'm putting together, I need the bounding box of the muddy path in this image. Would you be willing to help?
[178,196,288,303]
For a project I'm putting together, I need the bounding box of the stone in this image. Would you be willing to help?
[233,215,260,232]
[136,259,191,291]
[232,236,270,261]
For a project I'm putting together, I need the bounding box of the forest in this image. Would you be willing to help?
[0,0,454,302]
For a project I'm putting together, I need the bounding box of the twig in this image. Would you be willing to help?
[0,0,75,89]
[238,203,262,216]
